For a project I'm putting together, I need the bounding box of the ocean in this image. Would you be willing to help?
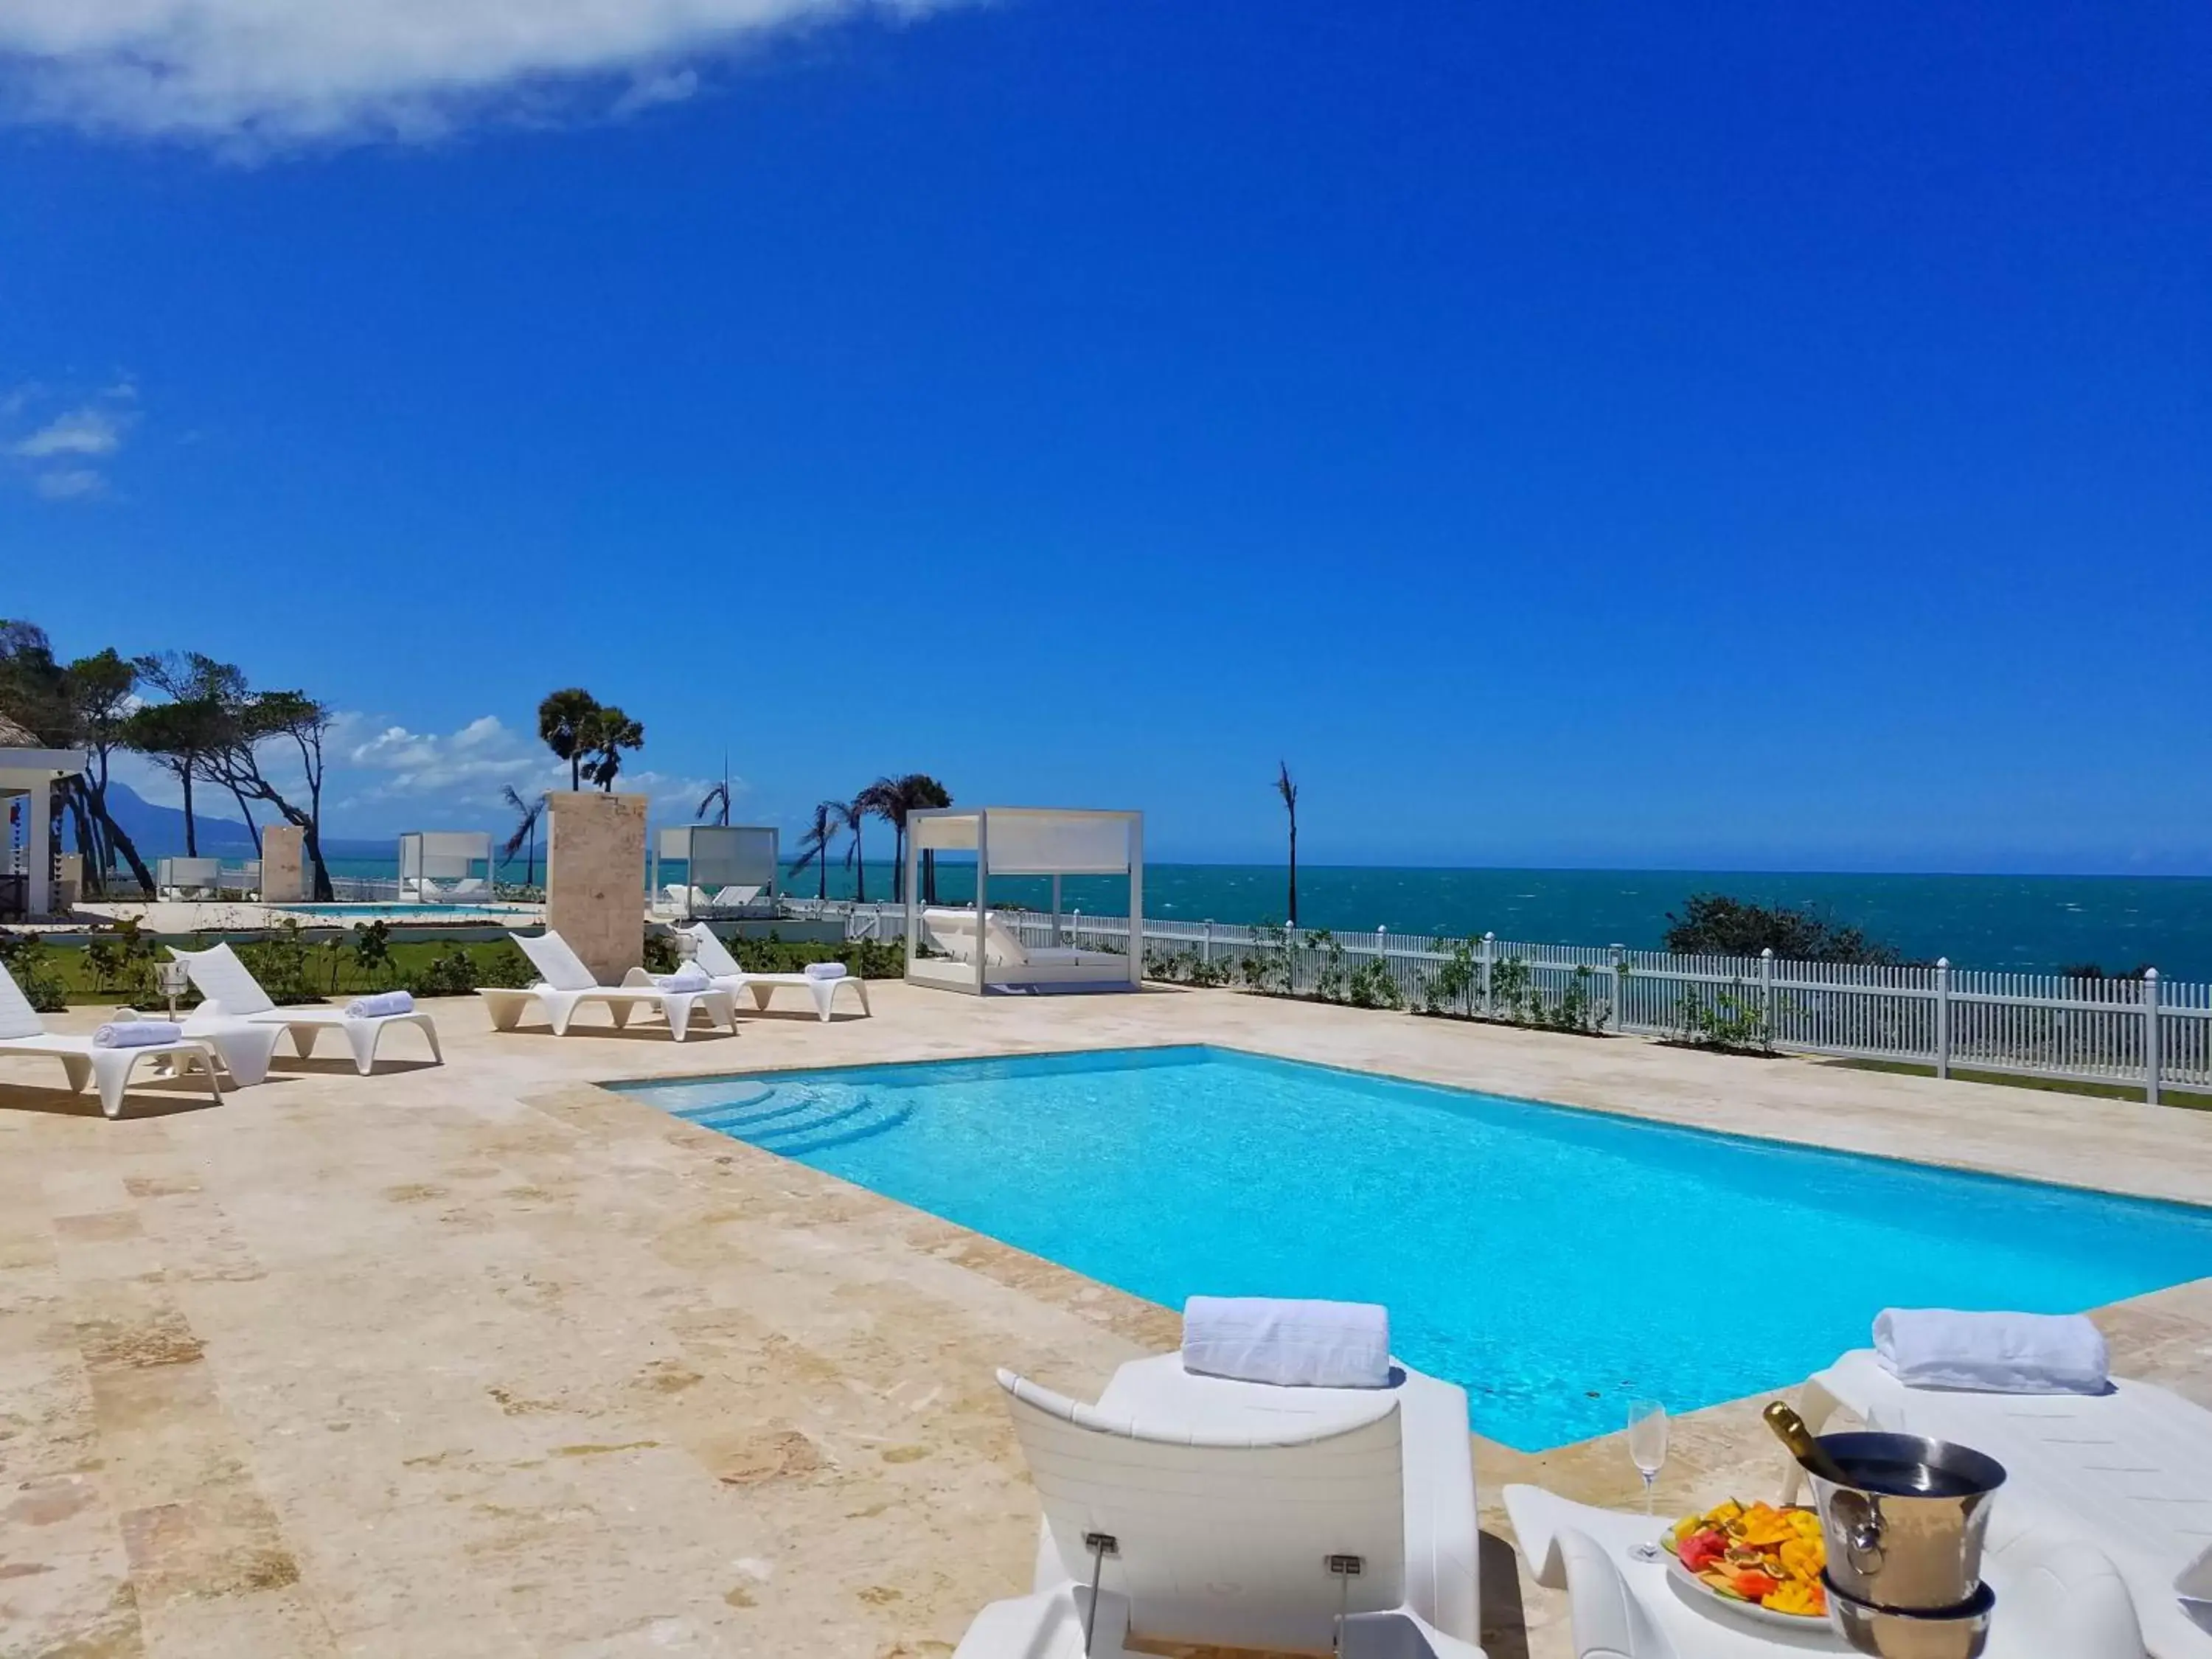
[322,855,2212,979]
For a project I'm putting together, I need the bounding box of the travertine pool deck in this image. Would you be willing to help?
[5,983,2212,1658]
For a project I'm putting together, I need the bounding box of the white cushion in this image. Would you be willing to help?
[1874,1308,2110,1395]
[1182,1296,1392,1390]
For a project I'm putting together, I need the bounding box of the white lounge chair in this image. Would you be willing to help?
[479,931,734,1040]
[954,1353,1482,1658]
[170,942,445,1076]
[0,962,222,1119]
[922,907,1126,980]
[1504,1483,2144,1659]
[680,924,869,1023]
[1787,1349,2212,1657]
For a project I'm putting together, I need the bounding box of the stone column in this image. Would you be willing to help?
[55,852,83,910]
[545,792,647,983]
[260,824,309,902]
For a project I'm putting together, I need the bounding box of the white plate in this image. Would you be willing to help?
[1665,1555,1831,1633]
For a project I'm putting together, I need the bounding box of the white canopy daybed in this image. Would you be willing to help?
[398,830,494,902]
[905,807,1142,995]
[0,734,84,919]
[651,825,779,918]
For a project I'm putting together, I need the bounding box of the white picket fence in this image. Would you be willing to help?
[781,900,2212,1104]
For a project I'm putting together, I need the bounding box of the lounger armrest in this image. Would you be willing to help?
[621,967,655,987]
[950,1587,1086,1659]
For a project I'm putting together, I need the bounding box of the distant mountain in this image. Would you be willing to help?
[102,780,258,858]
[95,782,389,861]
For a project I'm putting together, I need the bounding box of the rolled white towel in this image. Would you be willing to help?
[93,1020,184,1048]
[345,990,416,1019]
[1182,1295,1392,1389]
[655,964,713,993]
[1874,1308,2110,1395]
[802,961,848,981]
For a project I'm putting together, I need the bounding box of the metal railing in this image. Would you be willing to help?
[779,899,2211,1103]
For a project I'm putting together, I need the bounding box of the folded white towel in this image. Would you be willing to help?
[1181,1295,1392,1389]
[655,964,712,993]
[1874,1307,2110,1394]
[346,990,415,1019]
[802,961,847,981]
[93,1020,184,1048]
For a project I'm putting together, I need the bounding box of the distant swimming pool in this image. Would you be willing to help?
[276,903,527,921]
[619,1046,2212,1450]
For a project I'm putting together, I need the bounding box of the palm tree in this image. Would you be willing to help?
[499,785,544,888]
[787,801,841,901]
[538,688,599,790]
[698,757,731,827]
[905,773,953,902]
[1276,760,1299,927]
[860,773,947,902]
[580,706,644,791]
[833,795,869,902]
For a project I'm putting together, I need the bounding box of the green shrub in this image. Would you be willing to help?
[0,931,68,1012]
[1674,984,1773,1053]
[237,920,317,1005]
[83,918,161,1006]
[1664,894,1898,965]
[405,946,481,998]
[1346,955,1402,1010]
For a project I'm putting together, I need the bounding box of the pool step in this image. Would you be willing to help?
[695,1083,912,1158]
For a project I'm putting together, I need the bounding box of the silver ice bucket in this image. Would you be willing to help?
[1807,1431,2006,1610]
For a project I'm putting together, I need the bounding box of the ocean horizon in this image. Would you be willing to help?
[316,855,2212,981]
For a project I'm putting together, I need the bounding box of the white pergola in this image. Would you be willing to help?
[0,737,85,919]
[397,830,494,900]
[905,807,1143,995]
[651,824,779,917]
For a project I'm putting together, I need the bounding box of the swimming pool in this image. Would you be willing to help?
[276,903,529,922]
[619,1046,2212,1450]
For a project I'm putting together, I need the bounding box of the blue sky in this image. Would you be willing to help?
[2,0,2206,872]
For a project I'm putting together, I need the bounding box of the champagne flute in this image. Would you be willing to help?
[1627,1398,1668,1561]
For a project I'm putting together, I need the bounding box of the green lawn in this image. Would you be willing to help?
[1,930,905,1011]
[1827,1057,2212,1113]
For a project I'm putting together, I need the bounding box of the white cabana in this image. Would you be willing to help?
[397,830,495,902]
[905,807,1143,995]
[650,825,779,918]
[0,727,83,919]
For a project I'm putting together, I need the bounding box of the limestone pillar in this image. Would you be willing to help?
[544,792,646,983]
[261,824,309,902]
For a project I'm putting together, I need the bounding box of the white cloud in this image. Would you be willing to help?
[4,380,140,501]
[32,467,103,499]
[0,0,973,151]
[12,404,125,458]
[348,715,560,796]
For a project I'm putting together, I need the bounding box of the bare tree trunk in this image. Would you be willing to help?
[1287,816,1298,927]
[181,768,198,856]
[226,779,262,853]
[94,798,155,894]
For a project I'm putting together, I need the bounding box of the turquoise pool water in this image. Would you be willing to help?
[619,1047,2212,1450]
[276,903,526,920]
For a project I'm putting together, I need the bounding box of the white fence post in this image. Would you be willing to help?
[1284,923,1298,995]
[1609,943,1624,1029]
[1481,931,1495,1017]
[1759,948,1775,1034]
[2145,969,2162,1106]
[1203,919,1214,967]
[1935,958,1951,1079]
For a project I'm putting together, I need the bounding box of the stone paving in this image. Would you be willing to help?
[4,982,2211,1658]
